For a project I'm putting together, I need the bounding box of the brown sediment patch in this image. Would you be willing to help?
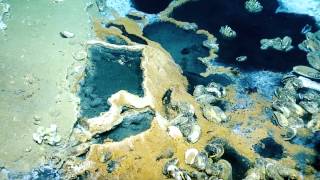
[93,19,133,45]
[64,40,259,179]
[60,16,265,178]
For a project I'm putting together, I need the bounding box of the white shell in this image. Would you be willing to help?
[187,124,201,143]
[167,126,183,139]
[293,66,320,80]
[185,148,199,165]
[298,76,320,92]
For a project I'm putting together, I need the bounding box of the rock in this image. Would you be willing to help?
[60,31,75,38]
[33,130,44,144]
[33,115,41,125]
[25,147,32,152]
[0,2,10,30]
[185,148,199,165]
[33,115,41,121]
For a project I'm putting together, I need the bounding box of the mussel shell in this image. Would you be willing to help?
[192,152,209,171]
[272,111,289,127]
[280,127,297,141]
[205,143,224,160]
[299,101,319,114]
[163,158,179,175]
[293,66,320,80]
[307,51,320,70]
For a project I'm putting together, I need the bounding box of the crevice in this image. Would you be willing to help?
[106,23,148,45]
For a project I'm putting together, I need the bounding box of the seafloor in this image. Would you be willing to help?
[0,0,320,179]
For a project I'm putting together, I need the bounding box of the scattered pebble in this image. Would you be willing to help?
[60,31,75,38]
[156,148,174,161]
[32,124,61,146]
[72,50,87,61]
[33,115,41,121]
[100,151,112,163]
[53,0,64,3]
[236,55,247,62]
[25,147,32,152]
[107,160,119,173]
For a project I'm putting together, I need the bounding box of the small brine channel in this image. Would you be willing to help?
[78,45,144,118]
